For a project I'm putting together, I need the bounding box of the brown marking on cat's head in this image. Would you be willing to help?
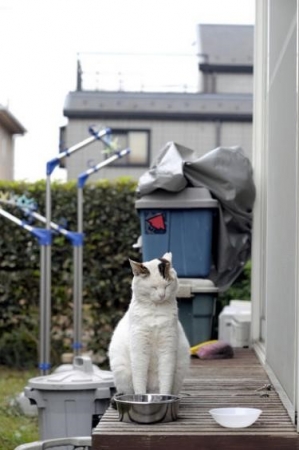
[129,259,150,277]
[158,257,171,281]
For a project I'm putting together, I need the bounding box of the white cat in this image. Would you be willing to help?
[108,252,190,395]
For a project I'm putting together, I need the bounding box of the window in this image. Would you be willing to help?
[104,129,150,167]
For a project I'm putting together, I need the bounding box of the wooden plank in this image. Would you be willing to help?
[92,349,299,450]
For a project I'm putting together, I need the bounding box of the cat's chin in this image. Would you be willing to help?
[153,297,169,304]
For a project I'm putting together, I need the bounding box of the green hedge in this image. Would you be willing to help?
[218,260,251,305]
[0,179,140,369]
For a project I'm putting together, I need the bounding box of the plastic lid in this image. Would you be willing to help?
[177,278,219,297]
[28,356,115,390]
[231,313,252,323]
[135,187,218,209]
[229,300,251,310]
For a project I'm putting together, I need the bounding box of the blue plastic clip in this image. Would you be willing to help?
[31,228,52,245]
[72,342,83,350]
[66,231,84,246]
[38,362,51,371]
[89,126,111,140]
[77,172,89,189]
[47,157,60,176]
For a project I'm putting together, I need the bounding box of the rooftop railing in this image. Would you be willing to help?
[76,52,201,93]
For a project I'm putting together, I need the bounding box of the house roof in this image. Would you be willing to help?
[63,90,252,122]
[197,24,254,71]
[0,106,26,135]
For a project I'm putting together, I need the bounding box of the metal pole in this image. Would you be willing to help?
[0,199,69,239]
[73,187,84,355]
[44,174,52,374]
[77,148,131,187]
[39,245,47,373]
[74,148,131,355]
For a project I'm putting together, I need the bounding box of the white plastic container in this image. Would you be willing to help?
[230,314,251,347]
[218,300,251,347]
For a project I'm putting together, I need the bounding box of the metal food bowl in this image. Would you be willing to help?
[114,393,180,424]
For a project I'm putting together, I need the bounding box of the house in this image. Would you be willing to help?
[61,24,254,182]
[0,105,26,180]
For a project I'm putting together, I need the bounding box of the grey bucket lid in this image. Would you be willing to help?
[27,356,115,390]
[177,278,219,298]
[135,187,218,209]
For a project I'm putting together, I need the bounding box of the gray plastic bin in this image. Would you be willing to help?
[135,187,218,278]
[25,356,114,447]
[177,278,219,346]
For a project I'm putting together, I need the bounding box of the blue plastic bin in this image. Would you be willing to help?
[177,278,218,346]
[135,188,218,278]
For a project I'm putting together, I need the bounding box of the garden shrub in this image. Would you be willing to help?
[0,179,140,369]
[218,260,252,306]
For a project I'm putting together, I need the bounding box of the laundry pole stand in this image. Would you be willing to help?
[44,127,111,371]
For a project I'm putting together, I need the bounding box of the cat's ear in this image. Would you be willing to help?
[162,252,172,264]
[129,259,150,277]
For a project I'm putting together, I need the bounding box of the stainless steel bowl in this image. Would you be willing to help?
[114,393,180,424]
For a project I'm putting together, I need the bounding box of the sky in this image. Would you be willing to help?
[0,0,255,182]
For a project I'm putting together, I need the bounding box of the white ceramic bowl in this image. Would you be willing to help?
[209,407,262,428]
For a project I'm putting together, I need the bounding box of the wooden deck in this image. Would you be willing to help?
[92,349,299,450]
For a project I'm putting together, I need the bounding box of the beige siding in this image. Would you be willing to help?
[216,73,253,93]
[65,119,219,182]
[0,124,14,180]
[220,122,252,159]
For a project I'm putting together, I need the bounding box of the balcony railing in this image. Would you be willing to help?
[76,52,200,93]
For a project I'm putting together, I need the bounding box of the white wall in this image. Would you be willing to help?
[252,0,299,422]
[265,0,297,408]
[0,124,14,180]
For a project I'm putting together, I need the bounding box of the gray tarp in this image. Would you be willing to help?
[137,142,256,291]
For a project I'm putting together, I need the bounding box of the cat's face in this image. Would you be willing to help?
[129,252,178,304]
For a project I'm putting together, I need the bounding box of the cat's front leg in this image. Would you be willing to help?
[158,350,176,394]
[157,330,177,394]
[130,328,150,394]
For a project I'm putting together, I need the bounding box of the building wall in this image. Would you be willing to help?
[221,122,252,154]
[252,0,299,422]
[199,72,253,94]
[0,124,14,180]
[64,118,252,182]
[216,73,253,94]
[264,0,297,413]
